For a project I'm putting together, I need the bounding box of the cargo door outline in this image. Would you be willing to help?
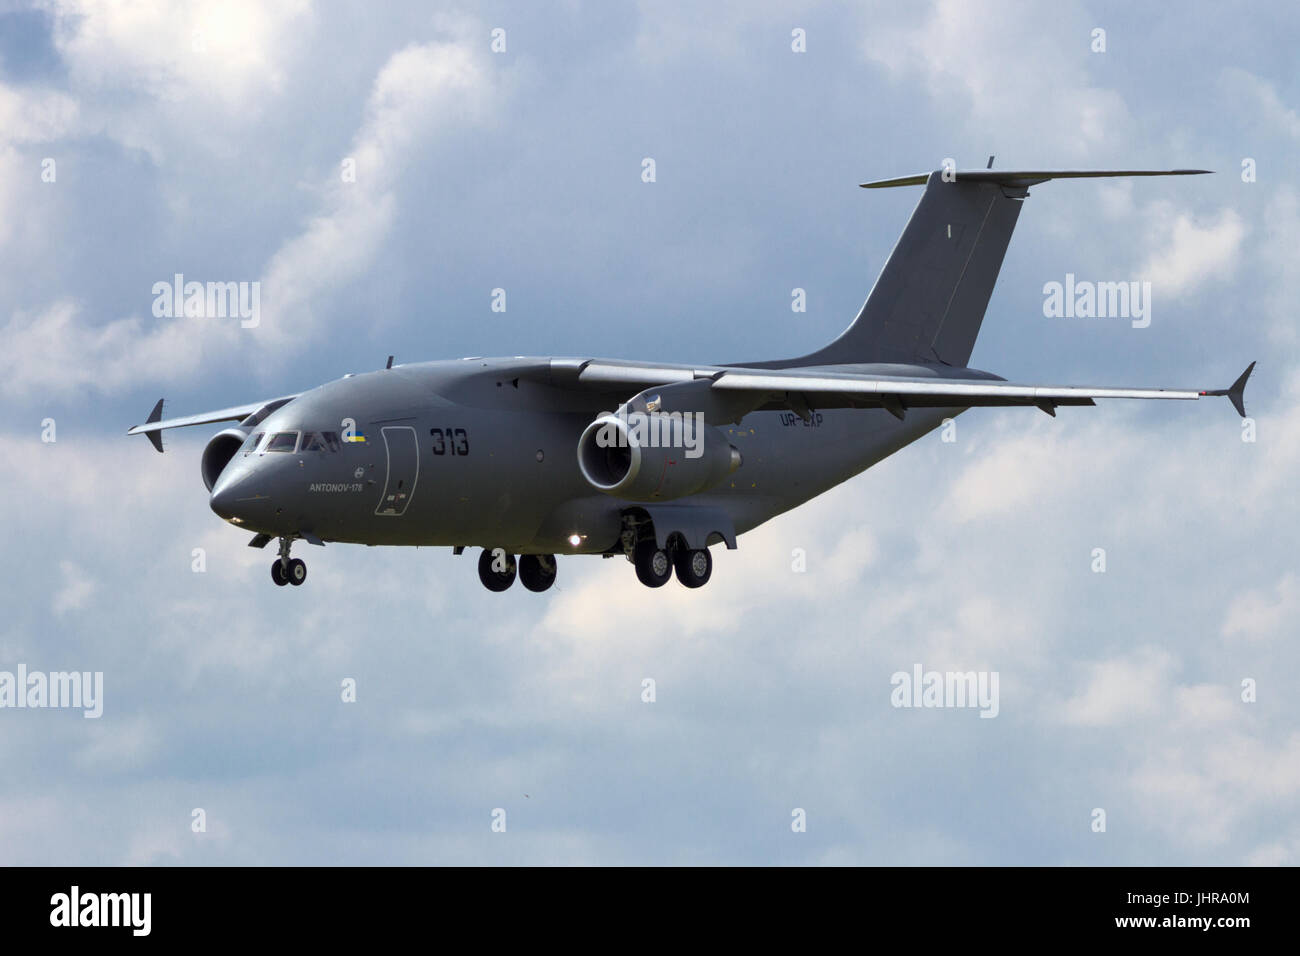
[375,426,419,516]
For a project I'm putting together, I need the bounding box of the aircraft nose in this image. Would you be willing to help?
[209,470,268,523]
[209,482,238,520]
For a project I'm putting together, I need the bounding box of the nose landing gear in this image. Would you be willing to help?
[475,549,559,592]
[271,537,307,587]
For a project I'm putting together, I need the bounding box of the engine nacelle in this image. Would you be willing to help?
[202,428,249,491]
[577,412,741,501]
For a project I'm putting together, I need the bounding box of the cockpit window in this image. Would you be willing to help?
[243,431,265,455]
[299,431,341,453]
[265,431,299,453]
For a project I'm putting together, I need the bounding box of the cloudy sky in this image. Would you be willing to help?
[1,0,1296,864]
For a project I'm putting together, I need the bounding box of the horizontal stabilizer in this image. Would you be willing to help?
[862,169,1212,189]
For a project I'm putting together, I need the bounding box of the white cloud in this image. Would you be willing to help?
[0,24,510,400]
[254,32,506,354]
[1221,572,1300,643]
[1061,646,1173,727]
[46,0,314,112]
[0,83,80,145]
[939,422,1087,524]
[860,0,1132,160]
[0,299,239,401]
[1244,835,1300,866]
[1220,67,1300,140]
[1140,203,1246,297]
[1256,187,1300,348]
[631,0,818,64]
[52,560,97,616]
[1130,732,1300,849]
[74,716,161,769]
[0,83,82,247]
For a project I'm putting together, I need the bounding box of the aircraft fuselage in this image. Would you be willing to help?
[209,357,961,555]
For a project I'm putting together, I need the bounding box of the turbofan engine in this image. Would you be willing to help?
[201,427,249,491]
[577,411,741,501]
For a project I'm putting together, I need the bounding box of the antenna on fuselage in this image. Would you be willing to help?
[386,355,394,369]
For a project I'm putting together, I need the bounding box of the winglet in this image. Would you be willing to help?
[1201,362,1255,418]
[1227,361,1255,418]
[142,399,165,453]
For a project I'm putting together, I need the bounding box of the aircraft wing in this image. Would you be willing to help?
[708,363,1255,418]
[554,359,1256,420]
[127,395,299,452]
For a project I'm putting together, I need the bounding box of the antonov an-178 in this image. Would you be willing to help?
[129,166,1253,591]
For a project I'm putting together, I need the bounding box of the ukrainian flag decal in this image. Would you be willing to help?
[345,431,367,443]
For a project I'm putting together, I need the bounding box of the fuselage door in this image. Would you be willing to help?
[375,425,419,516]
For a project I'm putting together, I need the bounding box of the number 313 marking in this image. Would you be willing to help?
[430,427,469,456]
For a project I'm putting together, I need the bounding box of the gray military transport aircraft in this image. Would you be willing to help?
[129,165,1254,591]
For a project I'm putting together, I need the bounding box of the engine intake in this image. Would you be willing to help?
[577,412,741,501]
[202,428,249,491]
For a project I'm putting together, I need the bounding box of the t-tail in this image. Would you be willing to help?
[751,165,1211,370]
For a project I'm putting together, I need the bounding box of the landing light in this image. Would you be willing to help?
[568,533,584,547]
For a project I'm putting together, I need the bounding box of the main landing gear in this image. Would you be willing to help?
[476,549,560,592]
[673,546,712,589]
[620,513,714,589]
[519,554,558,592]
[633,540,712,588]
[271,537,307,587]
